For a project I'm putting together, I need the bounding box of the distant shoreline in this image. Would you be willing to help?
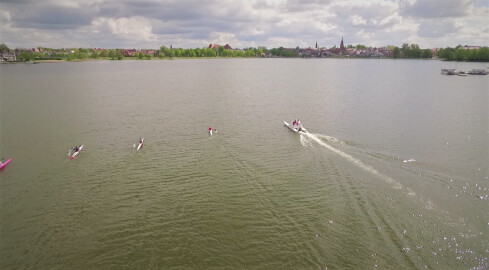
[3,57,489,64]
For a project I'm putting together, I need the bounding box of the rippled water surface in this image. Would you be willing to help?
[1,59,488,269]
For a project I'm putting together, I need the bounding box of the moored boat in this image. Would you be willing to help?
[441,68,467,75]
[467,69,487,75]
[441,69,457,75]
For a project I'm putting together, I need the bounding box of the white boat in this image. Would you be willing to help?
[137,138,144,151]
[441,68,457,75]
[283,121,307,133]
[70,145,84,160]
[467,69,487,75]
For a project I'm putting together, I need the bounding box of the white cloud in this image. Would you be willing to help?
[91,16,156,41]
[209,32,239,46]
[0,10,11,23]
[352,15,367,25]
[0,0,487,49]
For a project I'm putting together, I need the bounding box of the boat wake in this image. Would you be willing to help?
[303,132,411,193]
[299,134,312,147]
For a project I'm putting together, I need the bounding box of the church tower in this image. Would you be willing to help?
[315,41,318,49]
[340,37,344,50]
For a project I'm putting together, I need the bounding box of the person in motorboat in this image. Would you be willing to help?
[292,120,297,126]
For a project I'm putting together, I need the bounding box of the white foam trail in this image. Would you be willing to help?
[300,134,311,147]
[315,134,344,145]
[305,133,406,191]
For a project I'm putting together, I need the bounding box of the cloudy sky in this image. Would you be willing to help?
[1,0,488,49]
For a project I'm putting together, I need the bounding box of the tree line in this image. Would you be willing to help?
[437,46,489,61]
[392,43,433,59]
[159,46,264,58]
[3,43,489,62]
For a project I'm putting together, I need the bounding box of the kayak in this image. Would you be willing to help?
[0,158,12,170]
[70,145,84,160]
[137,138,144,151]
[283,121,307,133]
[209,129,213,135]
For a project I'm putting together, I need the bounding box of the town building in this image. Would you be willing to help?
[208,44,232,50]
[1,51,16,61]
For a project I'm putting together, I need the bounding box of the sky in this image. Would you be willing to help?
[1,0,488,49]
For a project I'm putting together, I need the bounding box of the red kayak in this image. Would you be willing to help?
[0,158,12,170]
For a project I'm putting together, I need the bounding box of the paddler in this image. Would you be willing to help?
[73,146,79,152]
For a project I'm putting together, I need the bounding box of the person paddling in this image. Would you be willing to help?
[73,146,79,152]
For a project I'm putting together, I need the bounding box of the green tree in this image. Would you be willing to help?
[66,53,75,61]
[479,47,489,61]
[237,50,246,57]
[245,49,255,57]
[18,51,31,61]
[393,47,400,58]
[202,48,216,57]
[257,48,263,56]
[454,48,466,61]
[421,49,432,58]
[174,49,182,57]
[108,50,115,60]
[0,43,10,52]
[218,46,224,56]
[194,48,202,57]
[409,44,421,58]
[160,46,172,57]
[116,50,124,60]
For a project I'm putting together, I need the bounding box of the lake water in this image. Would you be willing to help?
[0,59,488,269]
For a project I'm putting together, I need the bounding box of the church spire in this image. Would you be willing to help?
[340,37,344,50]
[315,40,318,49]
